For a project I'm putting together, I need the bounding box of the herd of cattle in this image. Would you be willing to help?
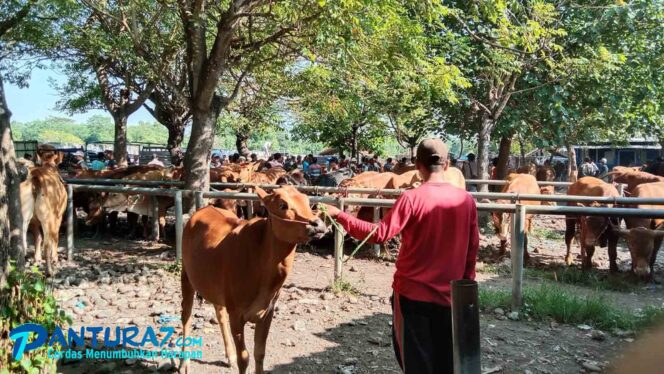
[15,145,664,281]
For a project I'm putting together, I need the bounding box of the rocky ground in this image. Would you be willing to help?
[38,213,664,373]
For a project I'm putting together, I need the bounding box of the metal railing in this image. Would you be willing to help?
[199,189,664,311]
[68,185,184,260]
[65,181,664,311]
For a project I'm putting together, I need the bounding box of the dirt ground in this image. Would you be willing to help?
[38,213,664,373]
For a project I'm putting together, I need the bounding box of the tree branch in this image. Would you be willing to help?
[0,0,34,37]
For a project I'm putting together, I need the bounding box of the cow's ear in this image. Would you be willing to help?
[255,186,269,200]
[649,230,664,239]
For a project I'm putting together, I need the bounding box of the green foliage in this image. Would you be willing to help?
[0,264,71,373]
[12,115,169,145]
[328,278,359,296]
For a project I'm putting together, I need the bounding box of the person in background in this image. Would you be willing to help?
[210,153,222,168]
[450,157,458,169]
[147,154,165,167]
[328,157,339,172]
[72,151,88,170]
[462,153,478,192]
[308,157,322,180]
[303,154,313,172]
[373,154,383,171]
[339,155,348,168]
[238,156,247,163]
[490,157,499,180]
[296,155,303,167]
[24,153,33,162]
[270,153,284,168]
[580,157,597,177]
[90,152,106,171]
[284,156,296,171]
[250,153,258,162]
[323,138,479,374]
[597,158,609,180]
[103,150,116,169]
[383,157,395,172]
[367,157,380,172]
[349,157,359,173]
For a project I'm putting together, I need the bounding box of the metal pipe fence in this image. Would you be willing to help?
[68,185,184,261]
[66,182,664,309]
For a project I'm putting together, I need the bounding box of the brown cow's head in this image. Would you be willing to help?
[580,216,611,247]
[491,212,510,244]
[613,225,664,277]
[256,186,326,243]
[539,185,557,206]
[85,193,107,225]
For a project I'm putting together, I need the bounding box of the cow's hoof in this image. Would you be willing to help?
[564,255,574,266]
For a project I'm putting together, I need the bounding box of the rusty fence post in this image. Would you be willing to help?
[372,206,380,256]
[66,184,75,261]
[451,279,481,374]
[511,203,527,311]
[174,191,183,261]
[151,195,160,241]
[334,198,345,281]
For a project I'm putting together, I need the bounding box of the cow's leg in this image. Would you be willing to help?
[41,220,59,276]
[650,237,663,281]
[108,211,119,234]
[608,233,619,273]
[214,305,237,368]
[141,215,149,239]
[179,270,195,374]
[254,308,275,374]
[31,220,43,263]
[583,245,595,270]
[127,213,140,238]
[230,317,249,374]
[564,218,576,265]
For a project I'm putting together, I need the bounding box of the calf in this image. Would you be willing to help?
[611,181,664,279]
[180,186,326,374]
[19,165,67,275]
[491,173,541,260]
[564,177,620,271]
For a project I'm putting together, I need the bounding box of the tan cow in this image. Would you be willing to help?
[491,173,542,259]
[408,166,466,190]
[564,177,620,270]
[180,186,326,374]
[19,165,67,275]
[612,182,664,278]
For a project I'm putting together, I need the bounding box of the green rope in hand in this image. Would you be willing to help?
[318,204,379,264]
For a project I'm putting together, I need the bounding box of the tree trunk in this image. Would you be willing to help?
[496,136,512,180]
[235,132,251,157]
[113,115,128,167]
[350,126,358,159]
[519,136,526,166]
[166,120,185,166]
[659,137,664,158]
[183,110,217,210]
[566,142,577,183]
[476,117,493,192]
[0,75,25,286]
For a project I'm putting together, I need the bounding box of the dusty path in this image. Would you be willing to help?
[46,210,664,374]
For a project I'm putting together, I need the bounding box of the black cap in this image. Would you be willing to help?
[416,138,449,166]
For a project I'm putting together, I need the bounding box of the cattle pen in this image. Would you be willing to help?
[63,178,664,312]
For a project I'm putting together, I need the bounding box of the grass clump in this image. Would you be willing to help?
[328,278,359,296]
[163,261,182,275]
[531,227,564,241]
[525,267,637,292]
[479,284,664,332]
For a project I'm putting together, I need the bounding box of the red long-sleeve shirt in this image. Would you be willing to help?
[337,181,479,306]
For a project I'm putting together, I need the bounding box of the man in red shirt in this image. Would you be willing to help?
[324,138,479,374]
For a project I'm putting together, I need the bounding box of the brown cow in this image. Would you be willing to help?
[607,169,664,195]
[612,182,664,278]
[491,173,542,259]
[19,165,67,275]
[409,166,466,190]
[180,186,326,374]
[36,144,65,167]
[564,177,620,271]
